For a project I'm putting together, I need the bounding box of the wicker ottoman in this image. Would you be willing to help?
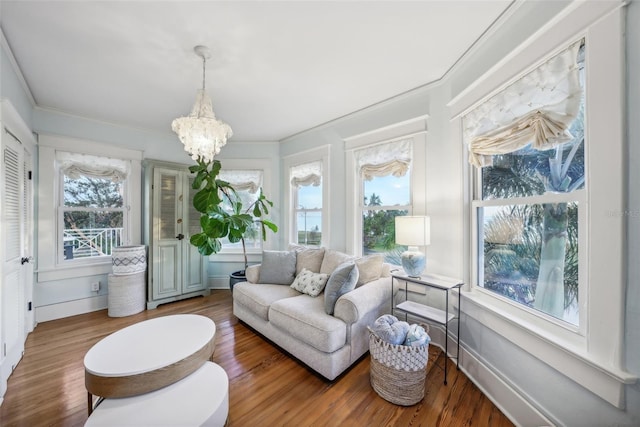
[107,272,146,317]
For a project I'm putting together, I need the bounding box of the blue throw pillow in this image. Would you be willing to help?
[324,262,359,315]
[258,250,297,285]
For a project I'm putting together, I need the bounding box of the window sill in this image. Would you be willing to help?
[461,289,636,408]
[37,262,113,282]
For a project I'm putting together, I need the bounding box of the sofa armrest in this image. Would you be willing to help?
[333,276,391,324]
[246,264,261,284]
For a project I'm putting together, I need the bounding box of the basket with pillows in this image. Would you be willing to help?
[368,314,431,405]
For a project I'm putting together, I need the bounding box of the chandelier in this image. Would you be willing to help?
[172,45,232,163]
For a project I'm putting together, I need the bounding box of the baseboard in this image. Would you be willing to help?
[35,295,108,323]
[456,344,553,427]
[402,315,552,427]
[209,276,230,290]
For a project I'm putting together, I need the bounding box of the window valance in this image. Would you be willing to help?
[355,138,412,181]
[290,161,322,187]
[56,151,129,182]
[463,40,583,167]
[219,170,263,193]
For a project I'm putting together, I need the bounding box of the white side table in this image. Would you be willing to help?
[85,361,229,427]
[84,314,216,414]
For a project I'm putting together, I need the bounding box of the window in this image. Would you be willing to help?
[218,169,264,252]
[57,151,129,263]
[466,40,585,326]
[291,161,322,246]
[356,139,412,264]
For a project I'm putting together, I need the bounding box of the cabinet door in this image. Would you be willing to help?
[182,176,207,293]
[152,168,183,299]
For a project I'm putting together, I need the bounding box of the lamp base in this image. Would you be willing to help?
[400,247,426,278]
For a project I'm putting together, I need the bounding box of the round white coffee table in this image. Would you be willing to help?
[85,361,229,427]
[84,314,216,414]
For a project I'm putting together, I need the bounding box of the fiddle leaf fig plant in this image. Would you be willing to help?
[188,159,278,265]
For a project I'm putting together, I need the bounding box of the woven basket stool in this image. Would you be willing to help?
[107,271,146,317]
[368,326,430,406]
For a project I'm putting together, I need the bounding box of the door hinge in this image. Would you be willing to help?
[28,170,32,180]
[3,343,6,357]
[28,301,32,311]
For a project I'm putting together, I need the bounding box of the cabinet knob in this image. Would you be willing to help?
[176,234,185,240]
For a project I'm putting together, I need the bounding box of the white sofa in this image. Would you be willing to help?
[232,248,393,380]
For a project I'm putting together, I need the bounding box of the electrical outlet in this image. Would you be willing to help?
[91,282,100,292]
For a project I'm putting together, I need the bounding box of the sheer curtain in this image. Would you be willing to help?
[56,151,129,182]
[219,170,263,193]
[290,161,322,187]
[354,138,412,180]
[463,39,584,167]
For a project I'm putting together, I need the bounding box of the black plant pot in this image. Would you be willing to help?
[229,270,246,294]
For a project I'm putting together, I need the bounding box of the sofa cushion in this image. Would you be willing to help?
[269,295,347,353]
[258,250,297,285]
[324,262,359,315]
[295,247,325,274]
[354,254,384,286]
[290,268,329,297]
[233,282,301,321]
[320,249,354,275]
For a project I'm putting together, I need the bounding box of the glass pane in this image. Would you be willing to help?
[482,102,585,200]
[363,173,410,207]
[480,202,579,325]
[64,175,124,208]
[362,209,408,264]
[296,210,322,246]
[220,188,261,249]
[159,174,177,240]
[298,184,322,210]
[62,210,123,259]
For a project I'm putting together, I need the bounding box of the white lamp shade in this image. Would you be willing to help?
[395,216,431,247]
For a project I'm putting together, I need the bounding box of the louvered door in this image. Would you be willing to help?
[1,130,26,400]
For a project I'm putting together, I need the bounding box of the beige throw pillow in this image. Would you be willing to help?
[320,249,354,275]
[295,248,325,275]
[355,254,384,286]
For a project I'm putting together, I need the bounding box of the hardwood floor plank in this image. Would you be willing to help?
[0,291,513,427]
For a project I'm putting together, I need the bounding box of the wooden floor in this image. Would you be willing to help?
[1,290,513,427]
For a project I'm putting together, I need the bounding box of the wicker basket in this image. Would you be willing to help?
[368,325,430,406]
[107,272,146,317]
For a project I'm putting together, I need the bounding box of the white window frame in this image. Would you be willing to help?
[345,117,427,257]
[283,146,330,248]
[207,158,275,263]
[217,168,264,254]
[449,3,635,407]
[57,155,130,266]
[37,135,142,281]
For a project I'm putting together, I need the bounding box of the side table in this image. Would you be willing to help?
[391,272,463,385]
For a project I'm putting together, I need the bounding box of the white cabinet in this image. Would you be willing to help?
[143,161,209,309]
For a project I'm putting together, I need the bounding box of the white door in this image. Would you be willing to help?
[0,126,34,402]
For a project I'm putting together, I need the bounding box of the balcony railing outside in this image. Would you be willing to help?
[63,227,123,259]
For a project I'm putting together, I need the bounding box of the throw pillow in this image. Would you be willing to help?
[295,247,325,275]
[320,249,355,275]
[290,268,330,297]
[355,254,384,286]
[324,262,359,315]
[258,250,297,285]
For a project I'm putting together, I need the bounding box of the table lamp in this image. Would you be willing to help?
[395,216,430,277]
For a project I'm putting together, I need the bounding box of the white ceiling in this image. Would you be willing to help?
[0,1,513,142]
